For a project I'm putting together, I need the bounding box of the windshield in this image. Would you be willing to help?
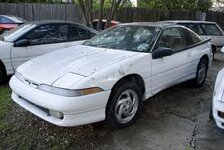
[83,25,161,52]
[1,23,36,42]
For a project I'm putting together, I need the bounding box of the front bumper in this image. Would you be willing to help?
[10,76,111,127]
[213,97,224,130]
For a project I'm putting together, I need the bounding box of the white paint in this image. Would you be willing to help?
[0,23,93,76]
[212,67,224,129]
[10,25,212,127]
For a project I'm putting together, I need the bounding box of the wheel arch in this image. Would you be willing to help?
[107,74,146,103]
[114,74,145,94]
[200,54,209,66]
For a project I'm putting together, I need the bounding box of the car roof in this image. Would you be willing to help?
[21,20,99,34]
[0,15,26,23]
[160,20,216,24]
[25,20,82,25]
[119,22,181,28]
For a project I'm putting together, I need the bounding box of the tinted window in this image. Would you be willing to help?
[201,24,222,36]
[21,24,69,45]
[0,16,13,23]
[77,26,95,40]
[179,23,204,35]
[156,27,188,52]
[69,24,80,41]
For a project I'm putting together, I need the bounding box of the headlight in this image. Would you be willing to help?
[38,84,103,97]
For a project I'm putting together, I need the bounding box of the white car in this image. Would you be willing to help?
[10,22,212,128]
[0,20,98,84]
[211,48,224,130]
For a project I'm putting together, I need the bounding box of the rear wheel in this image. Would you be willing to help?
[192,58,208,87]
[106,81,142,128]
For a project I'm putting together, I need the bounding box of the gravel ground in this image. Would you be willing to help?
[1,53,224,150]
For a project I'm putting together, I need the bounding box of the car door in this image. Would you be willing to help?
[20,23,71,61]
[69,24,96,46]
[150,27,192,95]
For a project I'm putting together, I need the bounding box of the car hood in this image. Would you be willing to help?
[17,45,139,86]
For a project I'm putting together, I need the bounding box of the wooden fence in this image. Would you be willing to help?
[1,3,224,28]
[0,3,83,23]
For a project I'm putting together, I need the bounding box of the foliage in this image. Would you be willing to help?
[0,0,65,3]
[0,85,11,119]
[75,0,131,29]
[138,0,212,12]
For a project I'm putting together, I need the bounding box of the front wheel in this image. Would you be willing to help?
[106,81,142,129]
[192,58,208,87]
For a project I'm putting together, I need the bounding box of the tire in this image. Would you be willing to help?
[106,81,143,129]
[192,58,208,87]
[0,64,7,85]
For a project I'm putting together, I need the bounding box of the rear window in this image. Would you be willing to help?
[201,24,223,36]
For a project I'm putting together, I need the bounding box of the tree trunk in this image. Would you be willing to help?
[97,0,105,30]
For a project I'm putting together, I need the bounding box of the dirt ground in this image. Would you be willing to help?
[1,53,224,150]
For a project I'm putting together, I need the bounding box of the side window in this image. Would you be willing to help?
[21,24,69,45]
[0,17,13,23]
[179,23,203,35]
[201,24,223,36]
[186,28,202,44]
[69,24,80,41]
[77,26,95,40]
[156,27,188,53]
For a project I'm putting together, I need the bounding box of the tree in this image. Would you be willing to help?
[138,0,212,12]
[77,0,93,27]
[76,0,131,29]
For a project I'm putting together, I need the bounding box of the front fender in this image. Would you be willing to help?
[70,53,151,91]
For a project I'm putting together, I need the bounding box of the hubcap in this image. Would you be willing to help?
[197,63,206,84]
[115,89,138,124]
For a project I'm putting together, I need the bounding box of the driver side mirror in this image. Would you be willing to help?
[14,39,30,47]
[152,47,173,59]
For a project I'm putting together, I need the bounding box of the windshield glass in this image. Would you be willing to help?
[83,25,161,52]
[1,23,36,42]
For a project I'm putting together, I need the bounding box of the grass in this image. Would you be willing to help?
[0,84,12,119]
[0,83,110,149]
